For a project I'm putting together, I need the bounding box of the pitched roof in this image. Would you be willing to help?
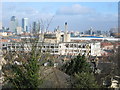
[40,67,72,88]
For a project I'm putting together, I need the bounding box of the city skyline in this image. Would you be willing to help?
[1,1,120,89]
[2,2,118,32]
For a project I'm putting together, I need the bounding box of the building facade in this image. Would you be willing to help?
[9,16,18,33]
[4,41,101,57]
[32,21,40,33]
[16,26,23,35]
[22,18,28,32]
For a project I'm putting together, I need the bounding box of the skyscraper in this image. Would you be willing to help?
[33,22,37,33]
[85,27,93,35]
[32,21,40,33]
[9,16,18,33]
[22,18,28,32]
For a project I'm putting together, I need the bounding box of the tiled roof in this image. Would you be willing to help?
[101,42,120,47]
[0,39,9,42]
[101,42,113,46]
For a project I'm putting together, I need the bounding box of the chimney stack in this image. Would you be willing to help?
[65,22,67,33]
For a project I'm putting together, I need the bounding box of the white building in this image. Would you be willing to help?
[0,31,7,36]
[59,42,101,56]
[17,26,23,35]
[6,41,101,57]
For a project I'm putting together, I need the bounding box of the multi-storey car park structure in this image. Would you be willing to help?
[2,37,101,57]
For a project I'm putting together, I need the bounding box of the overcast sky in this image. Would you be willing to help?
[2,2,118,32]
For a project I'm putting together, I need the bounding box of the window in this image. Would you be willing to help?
[46,46,49,48]
[8,46,11,48]
[12,46,15,48]
[65,44,69,48]
[79,45,81,48]
[56,46,58,48]
[74,50,78,52]
[16,46,19,48]
[82,45,85,48]
[70,44,73,47]
[55,51,58,53]
[74,44,77,47]
[89,51,91,53]
[84,50,86,53]
[89,46,91,48]
[51,46,54,48]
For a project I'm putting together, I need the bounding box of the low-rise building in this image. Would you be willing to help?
[0,30,8,36]
[0,30,13,36]
[16,26,23,35]
[4,41,101,57]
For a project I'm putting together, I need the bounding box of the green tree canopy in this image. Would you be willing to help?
[74,72,99,88]
[62,54,92,76]
[2,49,42,88]
[62,54,99,88]
[2,39,43,88]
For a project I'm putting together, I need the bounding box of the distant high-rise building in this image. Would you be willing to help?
[0,22,2,29]
[22,18,28,32]
[96,30,101,35]
[32,21,40,33]
[85,27,94,35]
[9,16,18,33]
